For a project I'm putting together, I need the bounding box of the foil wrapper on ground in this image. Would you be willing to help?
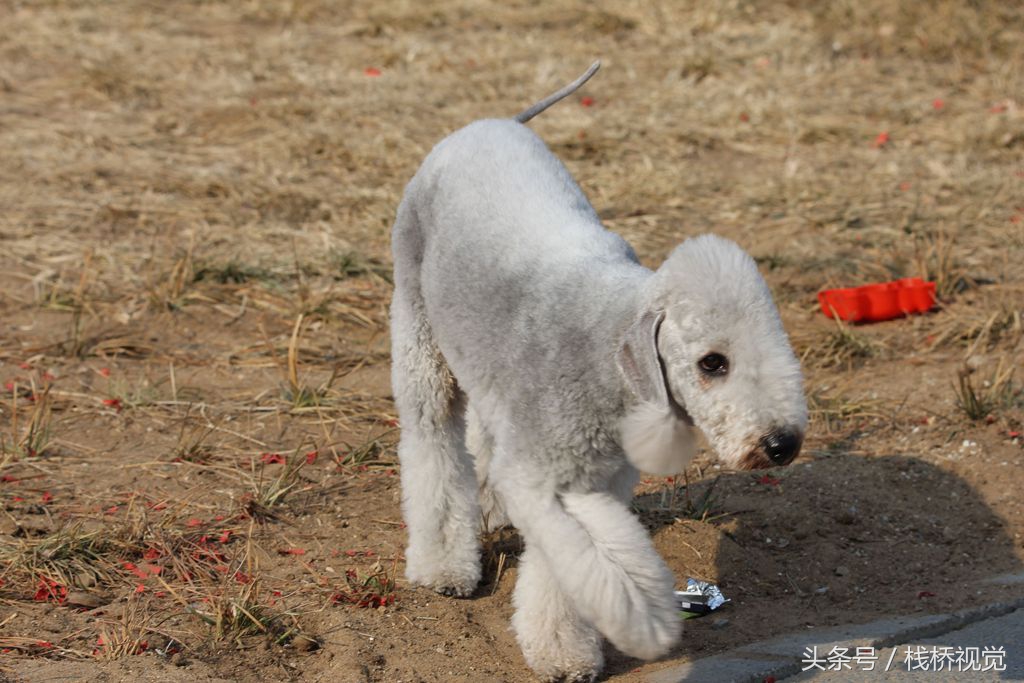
[675,578,729,619]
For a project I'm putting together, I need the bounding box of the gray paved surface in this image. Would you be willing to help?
[786,608,1022,681]
[647,589,1024,683]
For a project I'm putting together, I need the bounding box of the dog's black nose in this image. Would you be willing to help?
[759,429,803,466]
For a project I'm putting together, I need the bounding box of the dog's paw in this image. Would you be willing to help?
[407,572,479,598]
[514,603,604,683]
[529,655,601,683]
[545,669,599,683]
[435,582,476,598]
[607,594,682,660]
[405,542,481,598]
[406,561,480,598]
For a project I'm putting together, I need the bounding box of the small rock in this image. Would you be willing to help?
[66,591,107,609]
[835,510,856,525]
[95,602,125,619]
[11,518,52,536]
[75,573,97,589]
[292,635,320,652]
[815,586,829,594]
[835,565,850,577]
[712,618,730,630]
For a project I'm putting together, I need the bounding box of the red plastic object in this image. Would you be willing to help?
[818,278,936,322]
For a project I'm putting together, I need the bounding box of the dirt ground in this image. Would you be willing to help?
[1,1,1022,681]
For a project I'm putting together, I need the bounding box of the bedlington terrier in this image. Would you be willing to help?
[390,61,807,682]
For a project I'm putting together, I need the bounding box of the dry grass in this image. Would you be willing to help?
[634,474,723,526]
[807,386,893,435]
[790,0,1022,62]
[954,360,1021,421]
[331,561,399,609]
[798,319,882,370]
[926,296,1024,354]
[0,523,118,596]
[2,383,56,464]
[168,414,217,465]
[242,448,316,520]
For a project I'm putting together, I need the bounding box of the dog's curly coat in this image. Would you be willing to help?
[389,64,808,681]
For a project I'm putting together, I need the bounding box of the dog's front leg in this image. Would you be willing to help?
[511,543,604,682]
[491,458,681,667]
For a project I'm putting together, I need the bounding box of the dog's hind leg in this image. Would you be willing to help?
[512,543,603,682]
[390,204,481,597]
[466,406,509,532]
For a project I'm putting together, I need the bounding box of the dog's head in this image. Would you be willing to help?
[617,234,807,472]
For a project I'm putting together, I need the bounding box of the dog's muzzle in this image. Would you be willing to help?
[759,428,803,466]
[740,427,804,469]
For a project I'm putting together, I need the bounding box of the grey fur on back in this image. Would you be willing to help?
[398,120,646,487]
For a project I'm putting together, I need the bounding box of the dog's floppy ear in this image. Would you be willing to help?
[617,310,697,475]
[617,310,669,406]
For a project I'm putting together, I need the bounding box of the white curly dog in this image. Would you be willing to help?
[389,62,807,682]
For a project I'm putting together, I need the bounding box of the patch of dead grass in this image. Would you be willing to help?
[954,359,1021,422]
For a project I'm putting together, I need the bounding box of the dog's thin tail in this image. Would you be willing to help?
[513,60,601,124]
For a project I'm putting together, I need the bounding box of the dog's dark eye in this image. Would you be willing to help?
[698,353,728,376]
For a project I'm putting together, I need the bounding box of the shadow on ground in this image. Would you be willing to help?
[602,454,1022,677]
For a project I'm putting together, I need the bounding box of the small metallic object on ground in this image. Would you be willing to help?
[675,578,729,618]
